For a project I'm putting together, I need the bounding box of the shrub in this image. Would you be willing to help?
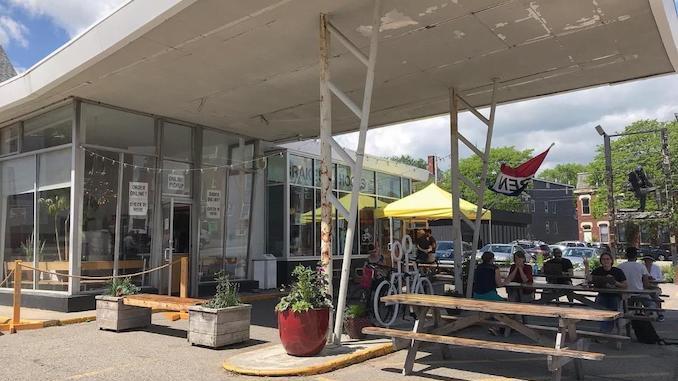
[276,265,332,313]
[588,257,601,271]
[344,304,367,320]
[662,265,675,283]
[204,271,240,309]
[105,277,140,297]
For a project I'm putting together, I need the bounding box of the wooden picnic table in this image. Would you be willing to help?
[363,294,620,381]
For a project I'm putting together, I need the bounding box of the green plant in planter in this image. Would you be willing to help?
[344,303,367,320]
[204,271,240,309]
[105,277,140,297]
[275,265,331,313]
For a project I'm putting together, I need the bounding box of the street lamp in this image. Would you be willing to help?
[594,125,619,259]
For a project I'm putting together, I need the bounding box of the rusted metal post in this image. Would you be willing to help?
[319,13,334,339]
[602,132,618,260]
[11,260,22,333]
[180,256,189,298]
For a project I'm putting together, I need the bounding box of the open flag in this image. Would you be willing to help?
[489,144,554,196]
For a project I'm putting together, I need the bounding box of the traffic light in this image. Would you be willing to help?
[627,166,656,212]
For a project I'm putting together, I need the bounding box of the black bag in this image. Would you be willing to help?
[631,320,661,344]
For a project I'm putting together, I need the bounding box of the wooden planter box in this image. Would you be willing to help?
[188,304,251,348]
[95,295,151,332]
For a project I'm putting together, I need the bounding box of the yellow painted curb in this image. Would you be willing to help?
[222,342,395,377]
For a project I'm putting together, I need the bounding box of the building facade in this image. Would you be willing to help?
[0,101,426,310]
[525,179,578,243]
[574,173,610,243]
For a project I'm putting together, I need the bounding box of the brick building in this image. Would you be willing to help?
[574,173,610,243]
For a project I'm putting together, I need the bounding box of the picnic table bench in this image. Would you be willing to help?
[363,293,620,381]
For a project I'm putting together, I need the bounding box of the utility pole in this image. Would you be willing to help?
[660,128,677,280]
[596,125,618,259]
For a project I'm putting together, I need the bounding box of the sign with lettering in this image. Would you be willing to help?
[128,182,148,216]
[206,189,221,219]
[168,174,185,192]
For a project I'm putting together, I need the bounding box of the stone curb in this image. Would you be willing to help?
[222,342,395,377]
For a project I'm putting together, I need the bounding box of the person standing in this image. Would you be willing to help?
[587,252,627,333]
[505,251,534,302]
[415,229,433,263]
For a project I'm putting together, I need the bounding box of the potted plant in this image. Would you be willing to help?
[275,265,332,356]
[188,271,251,348]
[96,277,150,332]
[344,304,372,339]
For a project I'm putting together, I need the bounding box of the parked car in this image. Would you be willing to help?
[589,242,611,252]
[435,240,474,261]
[477,244,527,266]
[548,244,567,254]
[562,247,600,278]
[638,244,671,261]
[511,240,551,261]
[555,240,589,248]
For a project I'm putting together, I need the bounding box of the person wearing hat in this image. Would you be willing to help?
[618,247,659,320]
[642,254,665,322]
[642,254,663,282]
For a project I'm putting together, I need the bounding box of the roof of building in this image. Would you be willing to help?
[0,1,676,142]
[0,46,16,82]
[533,178,575,188]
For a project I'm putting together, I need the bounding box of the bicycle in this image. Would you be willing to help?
[372,235,434,326]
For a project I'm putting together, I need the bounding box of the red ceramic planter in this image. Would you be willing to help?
[277,308,330,356]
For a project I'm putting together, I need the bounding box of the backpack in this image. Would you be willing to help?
[631,320,661,344]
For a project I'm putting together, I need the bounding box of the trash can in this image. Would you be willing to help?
[252,254,277,289]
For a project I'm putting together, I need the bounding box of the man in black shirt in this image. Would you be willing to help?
[587,252,627,333]
[544,247,574,285]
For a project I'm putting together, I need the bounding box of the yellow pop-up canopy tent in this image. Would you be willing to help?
[376,183,491,220]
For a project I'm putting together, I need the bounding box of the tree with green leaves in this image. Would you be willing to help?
[539,163,588,186]
[588,119,678,219]
[387,154,428,170]
[439,146,534,212]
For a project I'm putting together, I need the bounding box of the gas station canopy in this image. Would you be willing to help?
[0,0,677,141]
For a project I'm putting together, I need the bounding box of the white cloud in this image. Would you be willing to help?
[0,15,29,48]
[336,74,678,170]
[8,0,128,37]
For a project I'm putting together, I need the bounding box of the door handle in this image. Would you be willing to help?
[164,248,173,262]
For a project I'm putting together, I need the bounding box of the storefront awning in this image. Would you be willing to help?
[375,183,491,220]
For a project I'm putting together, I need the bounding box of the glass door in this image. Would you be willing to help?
[162,198,191,295]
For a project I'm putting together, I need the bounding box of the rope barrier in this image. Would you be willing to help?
[17,259,182,281]
[0,269,14,288]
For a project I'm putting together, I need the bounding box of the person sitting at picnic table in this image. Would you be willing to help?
[585,251,627,333]
[618,247,659,319]
[473,251,505,301]
[543,247,574,302]
[642,254,665,321]
[505,251,534,303]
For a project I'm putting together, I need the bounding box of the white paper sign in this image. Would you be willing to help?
[206,190,221,219]
[128,182,148,216]
[168,174,185,192]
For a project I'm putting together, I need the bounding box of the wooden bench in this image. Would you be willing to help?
[123,294,203,312]
[366,293,620,381]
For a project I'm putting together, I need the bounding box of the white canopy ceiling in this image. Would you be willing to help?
[0,0,676,142]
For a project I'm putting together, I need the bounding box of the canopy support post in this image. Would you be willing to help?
[449,80,498,297]
[319,0,382,345]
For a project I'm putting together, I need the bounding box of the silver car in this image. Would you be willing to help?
[477,244,527,266]
[562,247,599,277]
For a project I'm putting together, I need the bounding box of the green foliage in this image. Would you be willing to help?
[439,146,534,212]
[388,154,428,170]
[538,163,588,187]
[662,265,675,283]
[589,120,678,219]
[105,277,140,297]
[588,257,601,271]
[204,271,240,309]
[344,303,367,320]
[276,265,332,313]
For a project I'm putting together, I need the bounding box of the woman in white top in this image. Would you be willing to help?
[642,255,663,281]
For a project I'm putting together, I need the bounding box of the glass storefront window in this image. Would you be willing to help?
[225,172,253,279]
[22,106,72,152]
[361,170,375,194]
[119,154,155,281]
[81,150,118,288]
[163,123,193,162]
[336,191,359,256]
[267,152,286,184]
[289,155,313,187]
[337,164,351,191]
[358,194,376,255]
[1,156,36,290]
[37,148,71,291]
[402,178,411,196]
[162,160,192,197]
[377,173,401,198]
[82,103,155,155]
[267,185,285,258]
[290,186,314,256]
[0,124,19,156]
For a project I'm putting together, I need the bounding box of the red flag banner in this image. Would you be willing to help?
[490,144,553,196]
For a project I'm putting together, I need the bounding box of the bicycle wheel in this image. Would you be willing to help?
[373,280,399,327]
[417,277,434,295]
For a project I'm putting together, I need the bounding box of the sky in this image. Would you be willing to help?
[1,0,677,171]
